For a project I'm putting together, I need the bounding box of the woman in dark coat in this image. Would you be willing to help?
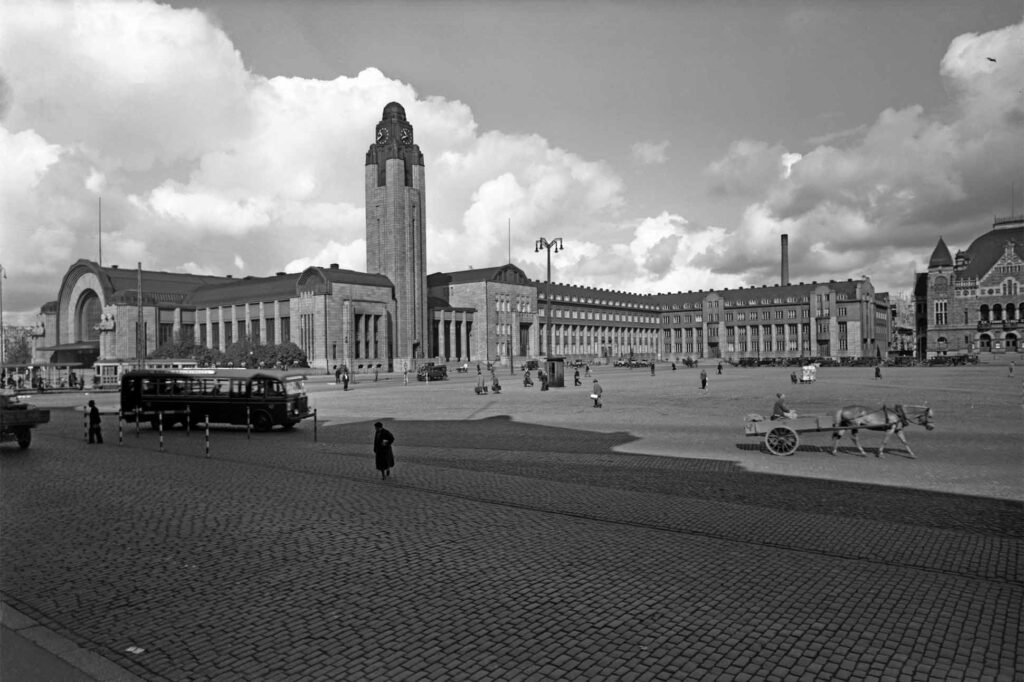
[373,421,395,479]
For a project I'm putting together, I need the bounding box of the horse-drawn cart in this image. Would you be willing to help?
[744,415,834,455]
[744,403,934,457]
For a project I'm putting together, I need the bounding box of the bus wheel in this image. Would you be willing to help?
[252,410,273,432]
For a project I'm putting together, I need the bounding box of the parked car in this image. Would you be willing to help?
[417,364,448,381]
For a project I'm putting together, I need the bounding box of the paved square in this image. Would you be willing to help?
[2,365,1021,680]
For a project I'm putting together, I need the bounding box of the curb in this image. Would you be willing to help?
[1,601,145,682]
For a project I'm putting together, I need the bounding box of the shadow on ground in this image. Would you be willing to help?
[322,415,1022,539]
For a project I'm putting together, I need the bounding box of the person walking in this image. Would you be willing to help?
[342,371,350,391]
[700,368,708,393]
[650,362,655,376]
[1009,361,1015,378]
[334,365,341,384]
[574,368,582,386]
[874,365,882,380]
[591,378,603,408]
[717,361,723,375]
[373,421,395,479]
[87,400,103,444]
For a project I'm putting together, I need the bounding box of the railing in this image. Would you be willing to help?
[1003,320,1019,331]
[977,320,991,331]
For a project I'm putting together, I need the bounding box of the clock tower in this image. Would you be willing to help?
[365,102,427,368]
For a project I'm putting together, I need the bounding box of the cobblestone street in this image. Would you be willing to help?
[2,370,1021,681]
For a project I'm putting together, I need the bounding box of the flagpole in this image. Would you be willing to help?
[98,197,103,266]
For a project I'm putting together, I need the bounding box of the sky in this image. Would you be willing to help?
[1,0,1022,325]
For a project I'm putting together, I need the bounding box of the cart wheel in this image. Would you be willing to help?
[765,426,798,456]
[16,428,31,449]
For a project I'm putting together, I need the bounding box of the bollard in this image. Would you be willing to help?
[185,406,191,437]
[158,411,164,451]
[83,405,89,441]
[135,407,141,438]
[205,415,210,458]
[246,406,251,440]
[118,410,123,446]
[313,409,318,443]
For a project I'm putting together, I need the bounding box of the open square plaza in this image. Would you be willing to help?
[2,363,1020,680]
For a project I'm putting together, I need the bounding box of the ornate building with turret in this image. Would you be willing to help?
[915,215,1023,359]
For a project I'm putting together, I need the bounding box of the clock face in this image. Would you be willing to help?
[400,128,412,143]
[376,127,389,144]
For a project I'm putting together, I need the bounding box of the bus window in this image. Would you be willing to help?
[267,381,285,397]
[283,378,304,395]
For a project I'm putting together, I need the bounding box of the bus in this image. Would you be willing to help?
[120,368,313,431]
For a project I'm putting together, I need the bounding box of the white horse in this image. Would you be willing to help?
[831,404,934,458]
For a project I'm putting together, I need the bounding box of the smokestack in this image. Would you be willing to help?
[781,234,790,286]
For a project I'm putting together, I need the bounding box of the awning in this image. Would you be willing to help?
[34,341,100,367]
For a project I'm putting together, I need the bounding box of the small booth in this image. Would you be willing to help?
[545,357,565,388]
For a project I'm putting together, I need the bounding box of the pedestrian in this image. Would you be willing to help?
[584,364,590,377]
[591,378,603,408]
[342,371,350,391]
[574,368,581,386]
[373,421,395,479]
[700,368,708,393]
[717,361,723,375]
[671,362,677,371]
[334,365,341,384]
[540,368,549,391]
[88,400,103,444]
[874,365,882,380]
[650,362,655,376]
[403,367,409,386]
[1009,361,1015,378]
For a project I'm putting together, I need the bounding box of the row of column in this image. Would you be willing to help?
[436,310,471,361]
[541,323,659,357]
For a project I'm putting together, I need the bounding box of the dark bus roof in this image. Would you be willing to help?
[121,368,308,381]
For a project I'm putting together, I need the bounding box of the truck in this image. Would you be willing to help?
[0,393,51,449]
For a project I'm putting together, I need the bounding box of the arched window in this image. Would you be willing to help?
[1008,303,1017,321]
[979,304,990,321]
[76,291,102,342]
[993,304,1003,321]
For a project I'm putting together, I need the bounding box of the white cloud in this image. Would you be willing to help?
[703,19,1024,292]
[630,140,670,165]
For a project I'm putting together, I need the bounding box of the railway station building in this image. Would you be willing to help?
[30,102,893,380]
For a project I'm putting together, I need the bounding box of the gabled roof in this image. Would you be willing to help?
[927,238,954,268]
[959,225,1023,280]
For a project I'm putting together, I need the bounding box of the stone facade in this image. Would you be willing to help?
[365,102,427,368]
[915,215,1023,358]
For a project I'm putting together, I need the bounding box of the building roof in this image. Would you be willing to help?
[185,273,300,307]
[958,222,1023,280]
[927,237,954,268]
[428,264,531,287]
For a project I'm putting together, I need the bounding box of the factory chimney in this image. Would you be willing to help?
[780,234,790,286]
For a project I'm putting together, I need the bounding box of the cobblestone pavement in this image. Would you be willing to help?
[2,402,1020,681]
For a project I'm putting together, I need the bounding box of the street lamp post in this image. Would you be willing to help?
[534,237,563,359]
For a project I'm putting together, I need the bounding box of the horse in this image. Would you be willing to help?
[831,404,934,458]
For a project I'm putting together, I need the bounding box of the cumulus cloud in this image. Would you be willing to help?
[703,19,1024,292]
[630,140,670,165]
[0,0,635,319]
